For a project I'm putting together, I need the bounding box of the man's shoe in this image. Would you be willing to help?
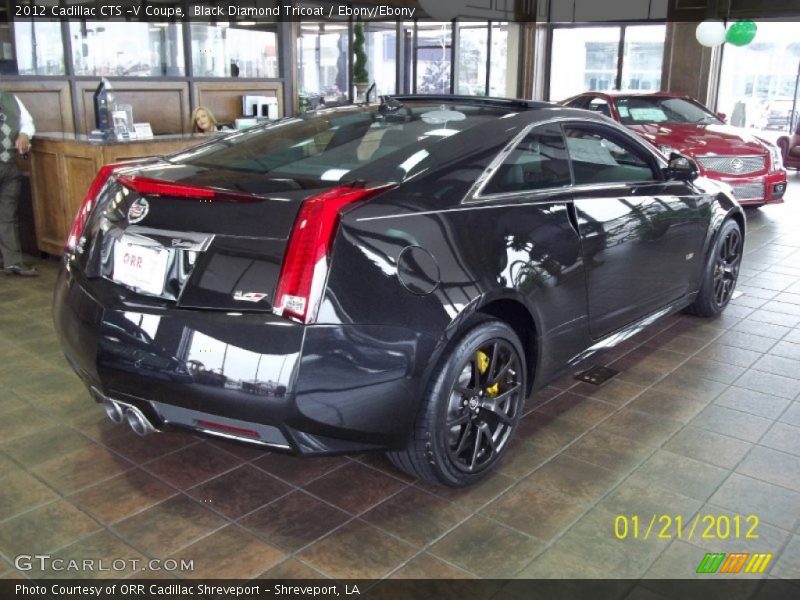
[3,264,38,277]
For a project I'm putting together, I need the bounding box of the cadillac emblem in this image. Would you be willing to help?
[730,158,745,173]
[127,198,150,223]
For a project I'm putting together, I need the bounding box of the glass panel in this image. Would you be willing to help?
[416,22,452,94]
[457,22,488,95]
[587,97,612,117]
[489,22,520,98]
[565,127,655,184]
[172,101,518,185]
[550,27,620,101]
[365,22,396,96]
[190,24,278,78]
[717,22,800,139]
[620,25,665,92]
[483,126,571,195]
[70,22,184,77]
[297,22,349,109]
[1,21,65,75]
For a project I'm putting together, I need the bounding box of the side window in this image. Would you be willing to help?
[564,127,656,185]
[482,126,571,195]
[588,97,611,118]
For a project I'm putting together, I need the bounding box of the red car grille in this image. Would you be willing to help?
[697,155,765,175]
[730,182,765,201]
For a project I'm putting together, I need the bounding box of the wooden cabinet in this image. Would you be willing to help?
[29,133,203,255]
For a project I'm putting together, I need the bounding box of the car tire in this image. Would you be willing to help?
[686,219,743,318]
[387,318,527,486]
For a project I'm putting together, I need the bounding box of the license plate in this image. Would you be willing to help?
[113,237,169,296]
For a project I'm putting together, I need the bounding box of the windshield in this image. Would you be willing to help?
[615,96,722,125]
[168,101,516,189]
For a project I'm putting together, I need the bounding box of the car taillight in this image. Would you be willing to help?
[66,162,128,252]
[116,175,260,202]
[274,184,394,324]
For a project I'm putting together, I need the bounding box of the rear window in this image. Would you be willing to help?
[168,102,517,188]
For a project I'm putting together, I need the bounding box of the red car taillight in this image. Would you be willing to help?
[115,175,261,202]
[274,184,394,324]
[66,162,129,252]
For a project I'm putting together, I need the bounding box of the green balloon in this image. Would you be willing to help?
[726,21,757,46]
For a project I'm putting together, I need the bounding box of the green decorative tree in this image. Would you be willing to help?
[353,23,369,89]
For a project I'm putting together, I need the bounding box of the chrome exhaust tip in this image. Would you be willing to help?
[104,400,125,425]
[125,407,156,436]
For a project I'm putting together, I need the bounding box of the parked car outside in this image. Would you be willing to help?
[54,96,745,486]
[755,98,798,131]
[562,92,787,207]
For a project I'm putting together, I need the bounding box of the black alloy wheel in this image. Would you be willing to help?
[712,226,742,308]
[387,318,527,486]
[445,340,523,474]
[686,219,743,318]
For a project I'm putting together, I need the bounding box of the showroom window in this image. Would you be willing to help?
[405,20,519,97]
[549,24,666,101]
[415,21,452,95]
[1,20,65,75]
[365,22,397,97]
[190,23,278,78]
[70,21,184,77]
[297,21,349,108]
[457,22,488,95]
[489,22,520,98]
[716,22,800,134]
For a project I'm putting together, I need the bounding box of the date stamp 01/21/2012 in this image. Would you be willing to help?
[613,513,760,541]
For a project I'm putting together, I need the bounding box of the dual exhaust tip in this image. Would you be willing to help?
[104,399,155,436]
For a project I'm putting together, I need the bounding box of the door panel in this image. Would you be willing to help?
[564,124,706,338]
[575,182,705,338]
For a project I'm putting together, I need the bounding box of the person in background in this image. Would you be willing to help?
[191,106,219,134]
[0,90,37,277]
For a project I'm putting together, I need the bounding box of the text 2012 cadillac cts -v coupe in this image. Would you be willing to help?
[53,96,744,486]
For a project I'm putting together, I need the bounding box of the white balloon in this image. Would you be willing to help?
[695,21,727,47]
[418,0,470,21]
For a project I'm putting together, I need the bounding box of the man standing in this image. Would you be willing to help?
[0,90,37,277]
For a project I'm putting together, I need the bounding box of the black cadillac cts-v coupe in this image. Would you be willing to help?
[53,96,744,486]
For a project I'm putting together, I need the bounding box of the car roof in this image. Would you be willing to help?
[378,95,624,128]
[387,94,554,110]
[575,91,691,100]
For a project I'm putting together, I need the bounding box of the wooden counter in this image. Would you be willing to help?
[30,133,204,255]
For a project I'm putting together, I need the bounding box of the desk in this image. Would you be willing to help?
[29,133,203,255]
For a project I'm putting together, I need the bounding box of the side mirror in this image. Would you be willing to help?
[717,112,727,122]
[664,152,699,181]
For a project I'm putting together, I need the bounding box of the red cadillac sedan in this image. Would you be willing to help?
[563,92,787,207]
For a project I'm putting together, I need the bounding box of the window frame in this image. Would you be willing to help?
[468,117,667,204]
[476,122,573,199]
[468,119,574,204]
[545,22,667,102]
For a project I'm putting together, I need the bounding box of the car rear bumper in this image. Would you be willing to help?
[53,266,435,455]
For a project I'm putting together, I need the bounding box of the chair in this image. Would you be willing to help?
[778,121,800,170]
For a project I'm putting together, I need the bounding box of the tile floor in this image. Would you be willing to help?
[1,176,800,585]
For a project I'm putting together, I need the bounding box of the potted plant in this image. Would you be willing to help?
[353,23,369,100]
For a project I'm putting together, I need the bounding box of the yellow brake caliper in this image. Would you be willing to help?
[476,350,499,397]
